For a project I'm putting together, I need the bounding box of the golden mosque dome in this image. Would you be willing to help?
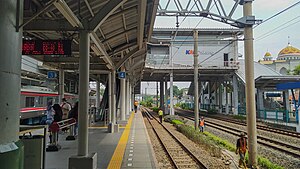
[278,44,300,56]
[264,52,272,57]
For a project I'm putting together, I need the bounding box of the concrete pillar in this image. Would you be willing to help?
[69,31,98,168]
[257,89,264,111]
[77,30,90,156]
[232,75,239,115]
[208,82,211,107]
[112,70,117,131]
[193,29,199,129]
[128,82,132,112]
[120,67,126,121]
[59,69,65,103]
[96,77,100,109]
[160,81,164,109]
[283,90,290,112]
[108,72,112,123]
[219,83,223,113]
[243,1,258,166]
[225,82,229,114]
[170,72,174,115]
[126,79,130,116]
[0,0,24,167]
[164,78,168,114]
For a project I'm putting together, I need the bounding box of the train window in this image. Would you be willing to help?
[25,97,35,107]
[38,96,43,105]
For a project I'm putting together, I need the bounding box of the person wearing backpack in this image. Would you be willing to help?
[236,132,248,169]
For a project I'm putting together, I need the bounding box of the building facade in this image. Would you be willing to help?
[259,43,300,75]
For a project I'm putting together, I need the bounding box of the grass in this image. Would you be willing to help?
[171,119,184,125]
[232,115,246,120]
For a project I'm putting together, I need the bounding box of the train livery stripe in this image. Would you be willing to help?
[21,91,58,97]
[107,112,134,169]
[21,107,46,113]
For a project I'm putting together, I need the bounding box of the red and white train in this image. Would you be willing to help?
[20,86,77,125]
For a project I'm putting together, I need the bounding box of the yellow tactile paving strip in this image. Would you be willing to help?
[107,113,134,169]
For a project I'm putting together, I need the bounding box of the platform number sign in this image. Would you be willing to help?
[47,71,57,79]
[118,71,126,79]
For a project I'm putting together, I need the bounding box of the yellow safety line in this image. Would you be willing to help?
[107,112,134,169]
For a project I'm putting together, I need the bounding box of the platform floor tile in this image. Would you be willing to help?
[121,112,157,168]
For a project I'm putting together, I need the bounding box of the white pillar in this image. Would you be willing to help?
[59,69,65,103]
[170,72,174,115]
[78,30,90,156]
[108,72,112,123]
[120,67,126,121]
[0,0,24,166]
[96,77,100,109]
[126,79,130,116]
[232,75,239,115]
[112,70,116,125]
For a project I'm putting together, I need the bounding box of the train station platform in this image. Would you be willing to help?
[45,111,156,169]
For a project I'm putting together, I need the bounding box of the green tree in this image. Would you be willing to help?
[293,65,300,75]
[167,85,183,97]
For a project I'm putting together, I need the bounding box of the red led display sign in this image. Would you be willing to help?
[22,40,72,55]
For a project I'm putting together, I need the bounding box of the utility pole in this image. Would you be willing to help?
[193,29,199,129]
[156,81,159,107]
[243,0,258,167]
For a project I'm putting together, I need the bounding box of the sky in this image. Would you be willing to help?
[142,0,300,94]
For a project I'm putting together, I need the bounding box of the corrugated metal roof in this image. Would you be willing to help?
[236,59,281,84]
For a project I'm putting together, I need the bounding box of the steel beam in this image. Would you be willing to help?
[89,0,127,31]
[137,0,147,49]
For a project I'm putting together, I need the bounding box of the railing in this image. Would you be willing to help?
[46,118,77,152]
[145,60,240,69]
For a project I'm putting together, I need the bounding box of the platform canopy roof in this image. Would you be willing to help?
[255,75,300,90]
[22,0,158,84]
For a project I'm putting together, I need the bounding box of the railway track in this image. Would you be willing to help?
[141,107,207,169]
[175,108,300,139]
[175,109,300,159]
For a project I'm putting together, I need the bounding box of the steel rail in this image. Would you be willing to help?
[142,107,207,169]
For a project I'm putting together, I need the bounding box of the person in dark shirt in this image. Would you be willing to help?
[236,132,248,169]
[52,104,63,122]
[68,102,79,135]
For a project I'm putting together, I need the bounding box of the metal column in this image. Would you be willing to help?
[59,69,65,103]
[120,67,126,121]
[0,0,24,167]
[170,72,174,115]
[232,75,239,115]
[78,30,90,156]
[243,1,258,167]
[193,30,199,129]
[160,81,164,109]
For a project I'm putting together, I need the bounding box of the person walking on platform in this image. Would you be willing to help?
[158,109,163,123]
[134,100,138,113]
[199,116,205,132]
[61,98,71,120]
[236,132,248,169]
[46,100,54,143]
